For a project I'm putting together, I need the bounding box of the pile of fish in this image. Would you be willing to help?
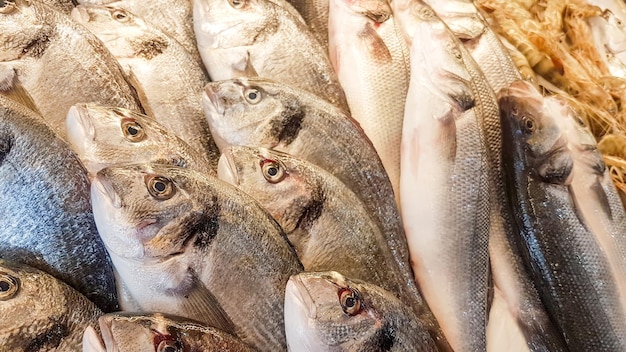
[0,0,625,351]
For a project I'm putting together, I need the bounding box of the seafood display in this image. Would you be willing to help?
[1,0,626,351]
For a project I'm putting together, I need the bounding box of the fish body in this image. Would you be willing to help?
[0,259,102,352]
[499,80,626,351]
[65,103,214,178]
[0,95,117,313]
[193,0,348,111]
[82,313,254,352]
[0,0,144,139]
[41,0,76,14]
[286,0,330,50]
[284,271,437,351]
[91,163,302,351]
[71,4,219,166]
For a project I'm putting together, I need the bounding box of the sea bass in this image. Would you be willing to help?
[0,0,145,139]
[66,103,214,178]
[83,313,254,352]
[0,95,117,313]
[193,0,349,111]
[71,4,220,165]
[284,271,437,351]
[499,80,626,351]
[91,163,302,351]
[400,12,490,352]
[0,259,102,352]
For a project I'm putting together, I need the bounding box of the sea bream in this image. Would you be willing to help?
[91,163,303,351]
[286,0,330,51]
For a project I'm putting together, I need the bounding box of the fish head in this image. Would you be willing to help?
[498,81,573,184]
[203,78,303,151]
[333,0,392,23]
[91,164,204,260]
[0,0,49,62]
[193,0,277,49]
[66,104,201,178]
[285,271,393,351]
[218,145,323,236]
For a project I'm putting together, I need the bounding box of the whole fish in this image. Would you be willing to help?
[0,95,117,313]
[400,13,490,352]
[286,0,330,51]
[284,271,437,351]
[0,0,145,140]
[65,103,214,178]
[219,145,409,298]
[203,78,449,350]
[193,0,349,111]
[83,313,254,352]
[91,163,302,351]
[0,259,102,352]
[328,0,410,204]
[499,80,626,351]
[71,4,220,165]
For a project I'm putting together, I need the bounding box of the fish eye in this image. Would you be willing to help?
[338,288,362,316]
[111,9,130,22]
[157,340,183,352]
[243,88,262,104]
[145,175,176,200]
[0,0,16,14]
[521,115,536,133]
[228,0,245,9]
[0,273,19,300]
[121,118,146,142]
[260,159,286,184]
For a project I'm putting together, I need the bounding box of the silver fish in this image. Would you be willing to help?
[286,0,330,51]
[0,95,117,313]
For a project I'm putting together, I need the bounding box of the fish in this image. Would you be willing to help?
[284,271,437,351]
[588,9,626,79]
[40,0,76,14]
[65,103,215,178]
[498,80,626,351]
[0,259,102,352]
[202,77,449,350]
[70,4,220,166]
[286,0,330,51]
[218,145,410,299]
[399,11,490,352]
[91,163,303,351]
[328,0,410,204]
[193,0,349,112]
[82,313,254,352]
[0,0,146,140]
[0,95,118,313]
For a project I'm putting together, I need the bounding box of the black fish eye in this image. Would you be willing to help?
[243,88,262,104]
[112,10,129,22]
[121,118,146,142]
[338,287,362,316]
[145,175,176,200]
[260,159,286,183]
[229,0,245,9]
[0,273,19,300]
[157,340,182,352]
[521,115,536,134]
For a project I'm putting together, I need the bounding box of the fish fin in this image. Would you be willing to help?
[351,1,392,23]
[444,74,475,111]
[358,24,392,64]
[82,326,106,352]
[180,274,237,336]
[122,67,155,118]
[568,185,593,233]
[231,51,258,78]
[592,180,613,221]
[438,109,457,161]
[0,65,41,115]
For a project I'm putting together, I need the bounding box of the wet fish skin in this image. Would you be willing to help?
[499,80,626,351]
[0,259,102,352]
[91,163,302,351]
[286,0,330,51]
[65,103,214,178]
[82,313,254,352]
[40,0,76,14]
[0,0,145,140]
[71,4,220,167]
[0,95,118,313]
[193,0,349,111]
[284,271,437,351]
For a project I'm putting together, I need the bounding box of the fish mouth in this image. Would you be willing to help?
[82,326,107,352]
[92,174,122,209]
[203,84,225,116]
[98,315,117,352]
[286,274,317,319]
[216,147,239,186]
[66,104,95,145]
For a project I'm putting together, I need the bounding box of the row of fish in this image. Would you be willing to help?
[0,0,625,351]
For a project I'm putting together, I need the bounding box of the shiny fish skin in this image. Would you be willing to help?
[82,313,254,352]
[193,0,349,112]
[499,81,626,351]
[0,95,118,313]
[71,4,220,167]
[65,103,214,178]
[0,0,145,140]
[286,0,330,51]
[284,271,437,351]
[0,259,102,352]
[91,163,302,351]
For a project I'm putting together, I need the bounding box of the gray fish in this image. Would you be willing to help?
[284,271,437,351]
[286,0,330,51]
[0,95,117,313]
[0,0,145,140]
[40,0,76,14]
[0,259,102,352]
[83,313,254,352]
[499,80,626,351]
[66,103,214,179]
[70,4,220,166]
[193,0,349,111]
[91,163,302,351]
